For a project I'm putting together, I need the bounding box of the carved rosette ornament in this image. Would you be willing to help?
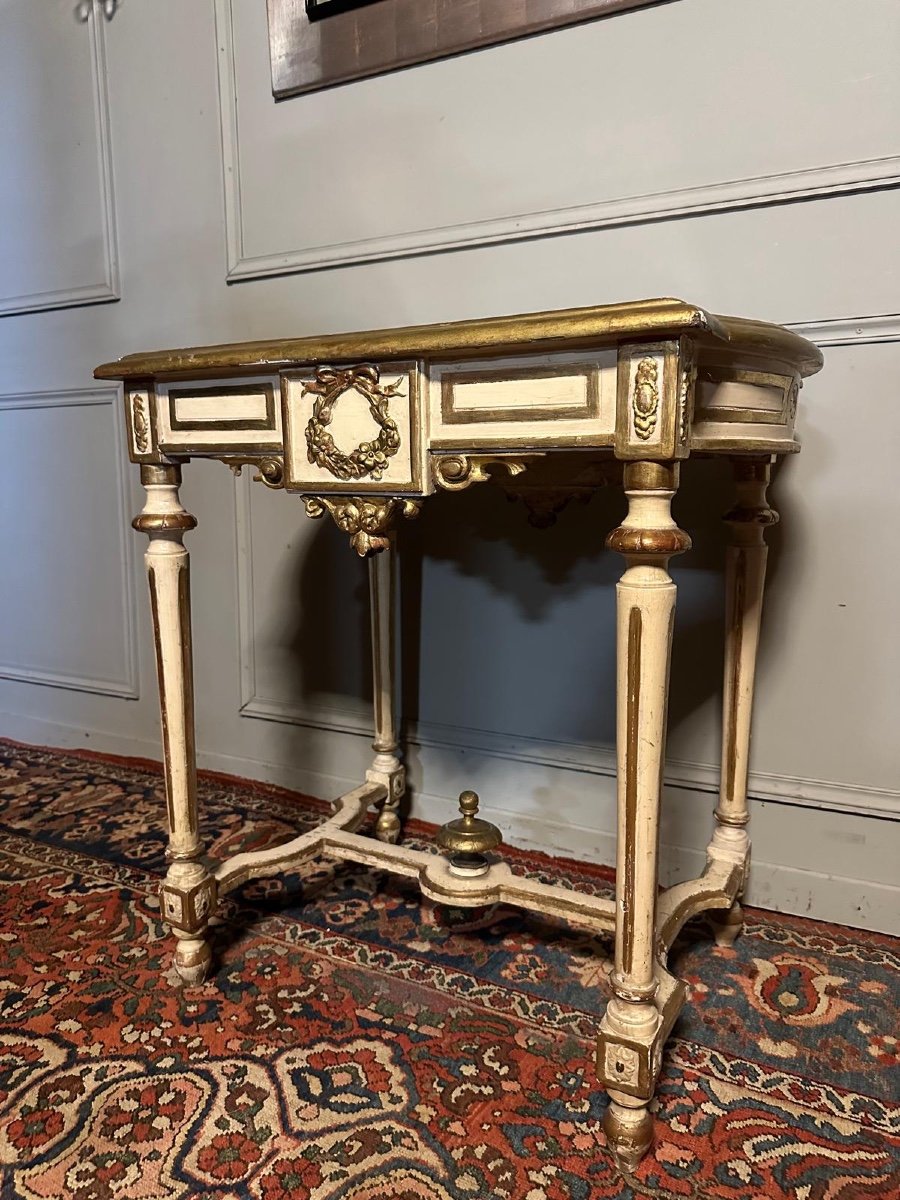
[303,495,422,556]
[631,358,660,441]
[304,365,402,482]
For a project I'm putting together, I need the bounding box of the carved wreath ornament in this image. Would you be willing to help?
[304,365,402,482]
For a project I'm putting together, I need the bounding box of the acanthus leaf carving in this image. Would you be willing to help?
[132,394,149,453]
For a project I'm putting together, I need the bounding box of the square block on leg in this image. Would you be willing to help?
[159,875,217,934]
[596,1033,663,1100]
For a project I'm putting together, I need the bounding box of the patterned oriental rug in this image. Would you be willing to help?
[0,741,897,1200]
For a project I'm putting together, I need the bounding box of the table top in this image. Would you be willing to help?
[101,298,825,488]
[94,297,823,382]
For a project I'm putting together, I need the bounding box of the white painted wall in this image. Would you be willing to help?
[1,0,897,930]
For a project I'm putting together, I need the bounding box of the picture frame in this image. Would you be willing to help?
[268,0,667,98]
[304,0,381,22]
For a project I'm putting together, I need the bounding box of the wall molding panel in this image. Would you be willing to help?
[791,314,900,347]
[235,472,367,736]
[233,475,898,823]
[0,388,138,699]
[240,693,900,824]
[216,0,900,283]
[0,10,119,317]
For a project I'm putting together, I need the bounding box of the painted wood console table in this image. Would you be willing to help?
[96,298,822,1170]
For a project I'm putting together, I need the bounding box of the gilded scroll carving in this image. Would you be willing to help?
[500,454,620,528]
[304,365,402,482]
[303,494,421,556]
[432,454,534,492]
[631,358,659,441]
[132,394,150,453]
[224,456,285,489]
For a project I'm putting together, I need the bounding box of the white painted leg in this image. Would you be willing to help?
[366,532,406,843]
[135,465,215,985]
[709,458,777,946]
[597,462,690,1171]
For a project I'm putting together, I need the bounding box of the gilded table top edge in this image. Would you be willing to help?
[94,298,823,382]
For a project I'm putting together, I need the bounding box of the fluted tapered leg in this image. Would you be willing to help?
[709,457,777,946]
[135,465,215,985]
[598,462,690,1170]
[366,532,406,842]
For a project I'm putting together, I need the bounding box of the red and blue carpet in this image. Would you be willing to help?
[0,740,897,1199]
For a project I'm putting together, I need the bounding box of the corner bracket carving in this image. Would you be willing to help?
[501,453,621,528]
[432,454,540,492]
[225,456,285,489]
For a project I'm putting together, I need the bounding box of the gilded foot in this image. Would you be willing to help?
[368,759,405,844]
[712,899,744,948]
[603,1097,653,1172]
[173,934,213,986]
[374,810,402,844]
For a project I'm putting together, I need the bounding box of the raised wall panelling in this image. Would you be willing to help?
[217,0,900,283]
[0,0,118,316]
[0,389,137,698]
[234,470,373,736]
[791,314,900,347]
